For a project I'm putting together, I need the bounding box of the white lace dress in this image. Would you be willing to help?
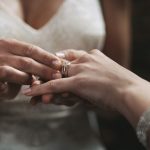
[0,0,106,149]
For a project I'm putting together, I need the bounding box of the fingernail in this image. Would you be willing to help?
[55,52,65,58]
[22,88,32,95]
[52,60,61,69]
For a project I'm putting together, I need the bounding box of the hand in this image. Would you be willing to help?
[0,39,61,99]
[23,49,139,112]
[29,75,79,106]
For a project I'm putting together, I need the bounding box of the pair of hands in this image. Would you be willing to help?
[23,48,140,114]
[0,38,140,115]
[0,39,83,106]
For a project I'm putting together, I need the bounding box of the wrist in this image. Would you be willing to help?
[120,78,150,127]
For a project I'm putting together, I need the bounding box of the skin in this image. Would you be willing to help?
[0,0,131,102]
[21,0,64,29]
[23,0,131,103]
[0,39,61,100]
[23,49,150,148]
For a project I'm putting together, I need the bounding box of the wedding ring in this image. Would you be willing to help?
[61,60,71,78]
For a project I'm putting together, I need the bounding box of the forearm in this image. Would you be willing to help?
[120,78,150,128]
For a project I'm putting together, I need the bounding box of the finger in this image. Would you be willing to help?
[42,94,53,104]
[22,78,74,96]
[5,55,57,80]
[56,49,86,61]
[2,39,61,69]
[30,79,42,105]
[0,66,31,84]
[41,71,61,104]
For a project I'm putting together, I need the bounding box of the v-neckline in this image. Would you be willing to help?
[1,0,68,33]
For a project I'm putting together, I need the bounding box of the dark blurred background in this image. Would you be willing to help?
[132,0,150,81]
[99,1,150,150]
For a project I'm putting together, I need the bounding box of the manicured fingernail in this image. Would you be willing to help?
[55,52,65,58]
[52,60,61,69]
[22,88,32,95]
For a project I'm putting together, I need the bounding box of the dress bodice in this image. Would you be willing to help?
[0,0,105,51]
[0,0,105,149]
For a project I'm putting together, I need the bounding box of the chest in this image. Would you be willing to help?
[22,0,64,30]
[0,0,105,53]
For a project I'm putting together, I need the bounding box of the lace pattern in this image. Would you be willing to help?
[136,108,150,148]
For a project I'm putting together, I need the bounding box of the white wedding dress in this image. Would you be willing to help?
[0,0,106,150]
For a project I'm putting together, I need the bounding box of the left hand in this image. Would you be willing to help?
[23,49,139,112]
[30,76,80,106]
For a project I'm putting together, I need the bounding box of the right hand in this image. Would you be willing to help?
[0,39,61,100]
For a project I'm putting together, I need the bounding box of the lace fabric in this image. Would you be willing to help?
[137,108,150,148]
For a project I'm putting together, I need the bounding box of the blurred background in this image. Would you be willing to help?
[132,0,150,81]
[99,1,150,150]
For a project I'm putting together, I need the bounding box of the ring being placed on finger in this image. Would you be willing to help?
[61,60,71,78]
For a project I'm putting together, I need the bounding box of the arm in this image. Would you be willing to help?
[101,0,131,67]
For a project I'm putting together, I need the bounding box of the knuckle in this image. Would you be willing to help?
[19,58,33,70]
[77,53,90,63]
[23,44,36,56]
[42,54,51,64]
